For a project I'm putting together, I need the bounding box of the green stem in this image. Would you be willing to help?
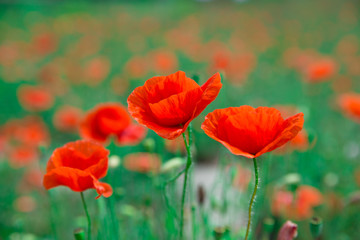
[245,158,259,240]
[179,125,193,239]
[80,192,91,240]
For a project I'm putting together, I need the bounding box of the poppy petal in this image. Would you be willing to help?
[47,140,109,176]
[93,177,113,199]
[197,72,222,110]
[116,124,147,145]
[43,167,93,192]
[149,87,203,126]
[201,107,256,158]
[255,112,304,157]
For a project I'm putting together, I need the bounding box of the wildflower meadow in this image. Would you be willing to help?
[0,0,360,239]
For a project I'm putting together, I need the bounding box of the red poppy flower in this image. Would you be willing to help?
[124,56,149,79]
[123,153,161,173]
[127,71,222,139]
[111,76,129,95]
[17,85,54,112]
[8,145,39,168]
[0,43,19,67]
[84,57,110,86]
[209,48,256,86]
[32,32,57,56]
[337,93,360,123]
[18,168,44,192]
[150,49,178,74]
[80,103,146,145]
[304,58,336,83]
[53,105,83,132]
[14,196,36,213]
[165,137,186,154]
[271,186,323,220]
[43,140,112,199]
[3,116,50,147]
[201,106,304,158]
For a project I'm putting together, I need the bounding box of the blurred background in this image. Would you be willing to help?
[0,0,360,239]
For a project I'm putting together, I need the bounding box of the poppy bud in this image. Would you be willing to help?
[324,172,338,187]
[74,228,85,240]
[348,191,360,206]
[229,166,238,183]
[213,226,230,240]
[143,138,155,152]
[309,216,323,238]
[37,144,47,156]
[263,217,275,234]
[197,185,206,206]
[277,221,298,240]
[283,173,301,192]
[160,157,185,173]
[307,128,318,149]
[109,155,121,169]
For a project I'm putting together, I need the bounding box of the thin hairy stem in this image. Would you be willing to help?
[80,192,91,240]
[179,124,193,239]
[244,158,259,240]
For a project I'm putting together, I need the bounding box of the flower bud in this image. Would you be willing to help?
[160,157,185,173]
[277,220,298,240]
[74,228,85,240]
[108,155,121,169]
[282,173,301,192]
[197,185,206,206]
[143,138,155,152]
[263,217,275,234]
[309,216,323,238]
[213,226,230,240]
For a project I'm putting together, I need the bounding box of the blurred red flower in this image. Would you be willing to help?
[43,140,112,199]
[201,106,304,158]
[273,105,310,154]
[124,56,149,79]
[337,93,360,123]
[128,71,222,139]
[209,47,256,85]
[111,76,129,95]
[32,32,57,56]
[8,145,39,168]
[17,85,54,112]
[232,164,252,191]
[150,49,178,74]
[14,196,36,213]
[18,168,44,192]
[304,58,337,83]
[53,105,83,133]
[0,43,19,67]
[3,116,50,147]
[84,57,110,86]
[80,103,146,145]
[123,153,161,173]
[354,168,360,187]
[165,137,186,154]
[271,185,323,220]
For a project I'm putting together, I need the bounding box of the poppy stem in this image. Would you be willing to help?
[80,192,91,240]
[245,157,259,240]
[179,124,193,239]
